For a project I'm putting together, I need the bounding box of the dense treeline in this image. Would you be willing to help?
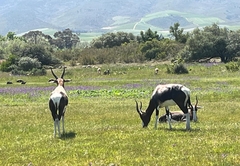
[0,23,240,75]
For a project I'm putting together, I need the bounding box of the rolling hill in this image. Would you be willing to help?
[0,0,240,37]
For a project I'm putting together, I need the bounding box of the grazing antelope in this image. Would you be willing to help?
[17,79,26,84]
[21,81,26,84]
[97,67,101,74]
[135,84,195,130]
[103,69,110,75]
[48,67,71,137]
[17,79,23,83]
[159,96,201,123]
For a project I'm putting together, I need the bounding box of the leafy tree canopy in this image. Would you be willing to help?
[169,22,189,43]
[52,28,80,49]
[91,31,135,48]
[139,28,163,42]
[181,23,232,62]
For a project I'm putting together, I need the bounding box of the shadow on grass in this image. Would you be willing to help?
[158,127,201,132]
[60,131,76,140]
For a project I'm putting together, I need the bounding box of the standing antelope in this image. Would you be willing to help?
[135,84,195,130]
[49,67,71,137]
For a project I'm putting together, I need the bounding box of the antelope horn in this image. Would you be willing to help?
[139,101,142,110]
[135,100,142,115]
[61,66,67,79]
[50,68,58,79]
[195,96,198,107]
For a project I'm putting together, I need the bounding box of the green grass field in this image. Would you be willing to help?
[0,62,240,165]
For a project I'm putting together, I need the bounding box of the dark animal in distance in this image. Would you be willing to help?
[103,69,110,75]
[17,79,26,84]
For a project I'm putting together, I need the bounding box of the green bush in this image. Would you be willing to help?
[81,55,95,65]
[225,61,239,72]
[0,54,17,72]
[31,68,47,76]
[11,67,46,76]
[166,63,189,74]
[18,57,41,71]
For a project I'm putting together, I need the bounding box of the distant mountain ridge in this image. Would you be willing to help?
[0,0,240,35]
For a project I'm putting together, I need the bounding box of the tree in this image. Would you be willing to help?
[0,34,6,41]
[214,36,229,62]
[0,54,17,72]
[181,24,231,62]
[226,30,240,61]
[140,39,167,60]
[169,23,188,43]
[18,57,41,71]
[91,32,135,48]
[139,28,162,42]
[6,32,16,40]
[21,44,59,66]
[22,31,52,45]
[51,28,80,49]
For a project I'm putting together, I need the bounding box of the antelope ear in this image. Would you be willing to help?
[64,79,72,82]
[187,105,193,109]
[197,106,203,109]
[48,79,55,83]
[49,79,58,84]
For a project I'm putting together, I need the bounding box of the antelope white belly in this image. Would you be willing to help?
[159,99,176,107]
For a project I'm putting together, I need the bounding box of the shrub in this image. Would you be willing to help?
[31,68,47,76]
[166,63,189,74]
[225,61,239,72]
[11,68,25,75]
[11,67,46,76]
[54,50,73,62]
[0,54,17,72]
[173,63,189,74]
[0,61,11,72]
[80,55,95,65]
[18,57,41,71]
